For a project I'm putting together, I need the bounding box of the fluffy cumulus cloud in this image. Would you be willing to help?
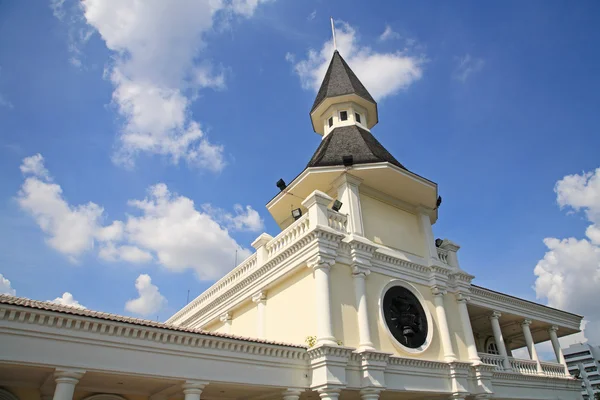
[453,54,485,83]
[17,154,260,280]
[534,168,600,343]
[48,0,271,170]
[287,20,425,101]
[125,274,166,316]
[51,292,86,309]
[0,274,16,296]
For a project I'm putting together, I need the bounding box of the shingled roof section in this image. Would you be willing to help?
[307,125,407,170]
[311,50,377,113]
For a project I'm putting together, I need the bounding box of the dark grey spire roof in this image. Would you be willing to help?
[307,125,407,170]
[311,51,377,113]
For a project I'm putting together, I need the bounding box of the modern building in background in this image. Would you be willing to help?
[0,49,585,400]
[564,343,600,399]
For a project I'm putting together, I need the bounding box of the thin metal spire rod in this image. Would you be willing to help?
[330,17,337,51]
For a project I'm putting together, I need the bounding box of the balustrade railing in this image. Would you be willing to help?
[478,353,568,377]
[265,214,310,259]
[327,210,347,233]
[436,247,449,264]
[478,352,504,371]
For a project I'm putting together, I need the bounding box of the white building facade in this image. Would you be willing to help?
[0,50,585,400]
[564,343,600,398]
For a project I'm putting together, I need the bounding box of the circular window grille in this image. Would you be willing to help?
[382,285,429,349]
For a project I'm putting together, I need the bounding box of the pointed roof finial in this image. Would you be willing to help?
[330,17,337,51]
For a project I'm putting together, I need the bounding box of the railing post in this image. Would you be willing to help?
[302,190,333,230]
[438,239,461,269]
[252,233,273,265]
[489,312,512,371]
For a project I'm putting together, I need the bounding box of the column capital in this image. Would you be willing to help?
[332,172,363,188]
[54,368,85,382]
[308,255,335,270]
[431,285,447,297]
[456,293,470,303]
[252,291,267,303]
[182,381,209,394]
[521,319,533,327]
[549,325,559,333]
[219,312,231,323]
[352,265,370,277]
[489,311,501,320]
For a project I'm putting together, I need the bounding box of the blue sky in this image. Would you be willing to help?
[0,1,599,345]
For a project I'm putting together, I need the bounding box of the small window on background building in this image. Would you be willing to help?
[328,117,333,127]
[340,111,348,121]
[355,113,361,123]
[487,340,499,355]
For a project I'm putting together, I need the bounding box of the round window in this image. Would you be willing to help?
[382,285,428,349]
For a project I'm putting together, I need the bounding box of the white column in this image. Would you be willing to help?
[456,293,480,363]
[252,291,267,339]
[360,389,380,400]
[220,312,232,334]
[548,325,569,374]
[310,257,337,346]
[418,208,439,262]
[489,312,512,371]
[521,319,543,374]
[353,266,374,351]
[282,389,303,400]
[52,369,85,400]
[431,286,456,362]
[182,381,208,400]
[332,174,364,235]
[318,389,340,400]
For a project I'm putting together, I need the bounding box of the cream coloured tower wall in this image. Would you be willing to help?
[359,193,425,257]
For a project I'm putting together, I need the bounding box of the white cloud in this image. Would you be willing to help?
[125,183,252,279]
[17,155,255,280]
[51,292,86,309]
[125,274,166,316]
[54,0,269,170]
[453,54,484,83]
[307,10,316,21]
[288,21,425,101]
[0,274,16,296]
[534,168,600,344]
[378,25,400,42]
[19,154,50,180]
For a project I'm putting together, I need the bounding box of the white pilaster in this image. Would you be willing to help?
[548,325,569,374]
[52,369,85,400]
[455,293,480,363]
[332,174,364,235]
[252,291,267,339]
[489,312,512,371]
[418,208,439,262]
[309,257,337,346]
[353,266,374,351]
[220,312,232,334]
[431,286,456,362]
[182,381,208,400]
[521,319,543,374]
[282,389,303,400]
[318,389,340,400]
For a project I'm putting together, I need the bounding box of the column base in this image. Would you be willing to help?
[317,337,338,346]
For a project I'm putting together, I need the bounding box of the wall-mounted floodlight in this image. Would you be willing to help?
[342,155,354,167]
[331,200,343,212]
[435,238,443,248]
[436,196,442,209]
[291,208,302,220]
[276,179,287,191]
